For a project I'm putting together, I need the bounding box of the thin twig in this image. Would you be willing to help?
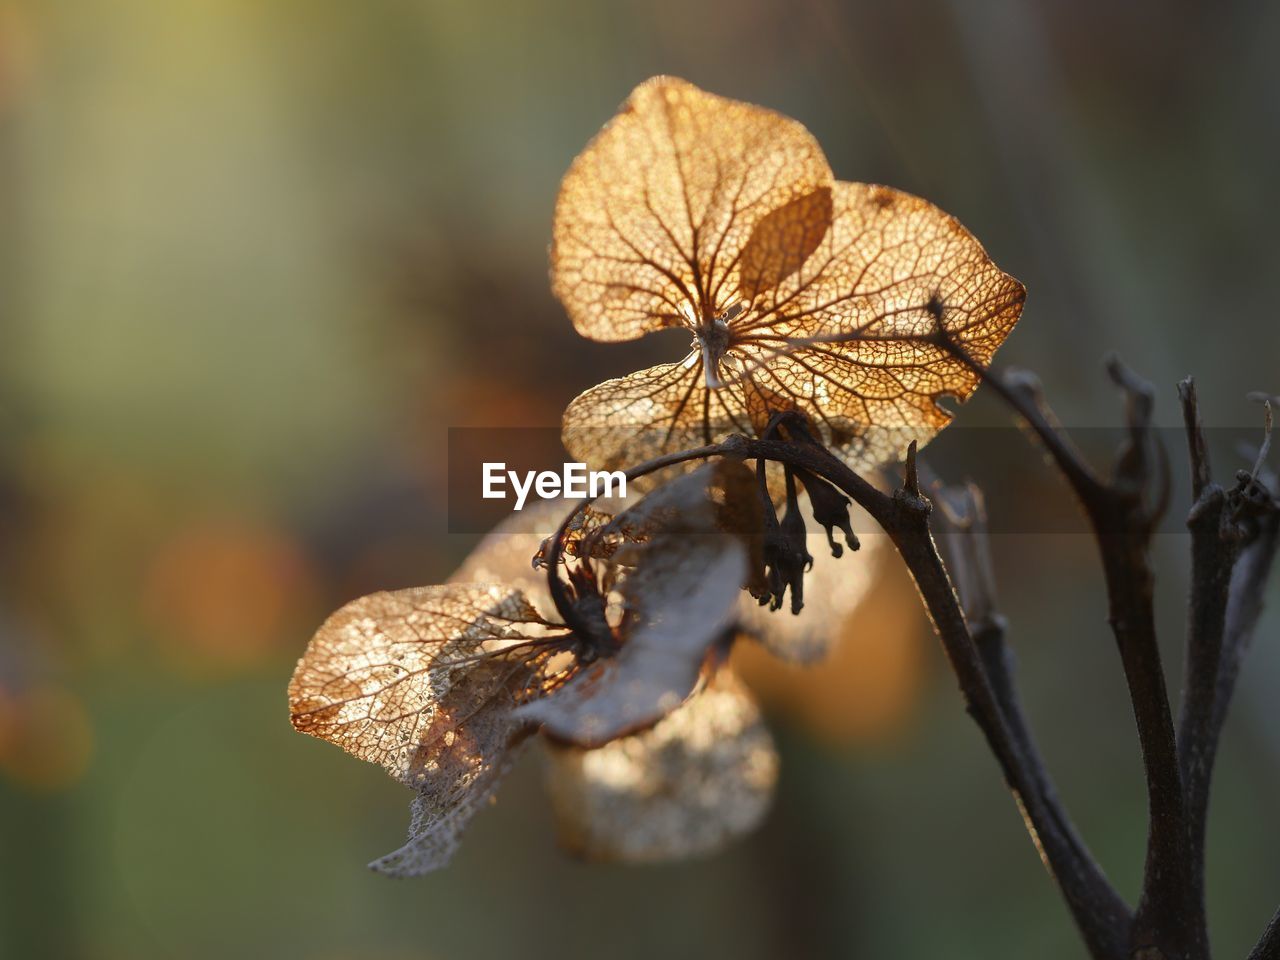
[1215,503,1279,740]
[931,478,1116,911]
[1175,378,1239,935]
[1179,378,1213,500]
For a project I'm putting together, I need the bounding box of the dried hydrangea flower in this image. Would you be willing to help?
[515,461,756,747]
[553,76,1025,474]
[451,491,789,864]
[288,461,759,874]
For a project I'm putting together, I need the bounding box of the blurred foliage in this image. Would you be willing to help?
[1,0,1278,957]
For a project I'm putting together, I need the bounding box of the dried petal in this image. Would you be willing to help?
[728,181,1025,463]
[795,466,858,558]
[367,697,523,876]
[561,359,760,475]
[577,458,761,564]
[544,672,777,863]
[552,76,832,343]
[756,465,814,614]
[517,528,747,747]
[288,583,575,874]
[517,461,758,748]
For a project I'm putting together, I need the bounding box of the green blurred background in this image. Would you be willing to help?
[2,1,1279,957]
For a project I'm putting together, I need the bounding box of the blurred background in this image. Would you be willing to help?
[2,0,1279,957]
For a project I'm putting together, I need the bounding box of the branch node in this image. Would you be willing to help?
[1177,376,1213,500]
[904,439,921,498]
[1105,354,1161,506]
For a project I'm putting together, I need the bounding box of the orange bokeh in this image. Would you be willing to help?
[140,518,317,670]
[732,553,925,744]
[0,684,94,791]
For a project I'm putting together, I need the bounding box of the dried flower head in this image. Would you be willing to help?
[553,76,1025,474]
[289,77,1026,880]
[288,460,764,874]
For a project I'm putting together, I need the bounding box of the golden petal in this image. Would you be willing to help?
[288,583,571,875]
[562,179,1025,474]
[551,76,833,342]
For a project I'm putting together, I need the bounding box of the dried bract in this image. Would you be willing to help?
[290,462,770,871]
[574,458,761,565]
[288,584,576,874]
[552,76,831,345]
[795,465,859,558]
[453,499,568,615]
[545,672,778,863]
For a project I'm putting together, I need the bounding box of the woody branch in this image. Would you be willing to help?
[746,356,1276,959]
[740,430,1131,959]
[564,358,1277,960]
[923,342,1277,958]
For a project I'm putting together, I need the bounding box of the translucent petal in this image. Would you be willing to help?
[516,464,756,747]
[544,672,777,862]
[551,76,833,343]
[516,534,744,747]
[369,736,522,877]
[561,178,1024,474]
[572,458,761,566]
[288,583,572,875]
[561,357,759,474]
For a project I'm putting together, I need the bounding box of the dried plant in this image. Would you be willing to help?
[289,78,1279,960]
[553,76,1024,474]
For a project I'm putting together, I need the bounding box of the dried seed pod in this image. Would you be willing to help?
[794,465,859,558]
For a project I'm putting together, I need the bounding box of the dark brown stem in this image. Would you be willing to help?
[1098,515,1199,957]
[1176,379,1240,938]
[1249,907,1280,960]
[743,435,1132,959]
